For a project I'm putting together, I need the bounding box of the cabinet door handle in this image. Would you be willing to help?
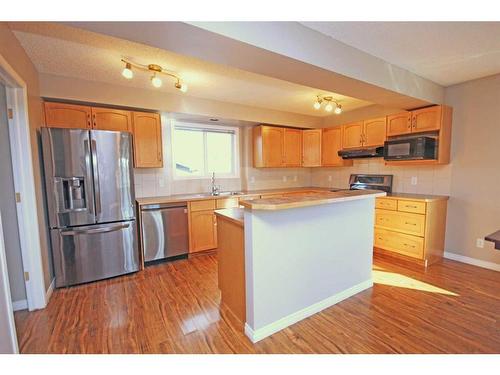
[404,221,417,226]
[407,117,411,129]
[87,114,91,128]
[158,151,162,161]
[93,113,96,128]
[406,205,418,208]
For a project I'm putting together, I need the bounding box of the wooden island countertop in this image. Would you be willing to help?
[214,208,244,227]
[239,189,386,210]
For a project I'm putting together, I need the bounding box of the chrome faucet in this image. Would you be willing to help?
[210,172,220,196]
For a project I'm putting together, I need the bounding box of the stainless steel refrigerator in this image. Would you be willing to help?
[41,128,139,288]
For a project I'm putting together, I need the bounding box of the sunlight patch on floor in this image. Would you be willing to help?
[373,270,459,296]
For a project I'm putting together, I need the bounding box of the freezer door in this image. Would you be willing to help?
[141,205,189,262]
[90,130,135,223]
[41,128,96,228]
[51,221,139,287]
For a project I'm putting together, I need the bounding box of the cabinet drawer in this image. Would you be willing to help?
[397,200,426,214]
[375,209,425,236]
[375,198,397,211]
[189,199,216,212]
[216,198,239,209]
[374,228,424,259]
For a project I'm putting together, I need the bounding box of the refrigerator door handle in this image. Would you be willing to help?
[60,222,130,236]
[91,139,102,217]
[83,139,94,216]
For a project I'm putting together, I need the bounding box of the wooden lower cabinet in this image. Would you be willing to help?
[189,209,218,253]
[374,197,448,267]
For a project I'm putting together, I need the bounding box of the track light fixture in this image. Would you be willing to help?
[121,59,187,93]
[313,95,342,114]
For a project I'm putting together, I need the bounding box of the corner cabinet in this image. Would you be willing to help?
[321,126,353,167]
[132,112,163,168]
[302,129,322,167]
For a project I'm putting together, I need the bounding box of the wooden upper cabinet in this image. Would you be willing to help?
[302,129,322,167]
[91,107,132,132]
[322,127,352,167]
[363,117,386,147]
[387,112,412,136]
[132,112,163,168]
[283,128,302,167]
[44,102,91,129]
[412,106,442,133]
[253,125,284,167]
[342,122,363,149]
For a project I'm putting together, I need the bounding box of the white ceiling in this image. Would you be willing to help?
[301,22,500,87]
[10,22,372,117]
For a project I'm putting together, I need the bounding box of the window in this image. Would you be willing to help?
[172,122,240,179]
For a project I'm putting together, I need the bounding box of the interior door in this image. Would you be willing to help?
[41,128,96,228]
[90,130,135,223]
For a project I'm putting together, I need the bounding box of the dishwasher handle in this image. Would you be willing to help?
[141,202,188,211]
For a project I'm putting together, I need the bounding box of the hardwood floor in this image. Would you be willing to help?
[15,254,500,353]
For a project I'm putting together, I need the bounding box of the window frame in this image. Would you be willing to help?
[171,121,241,180]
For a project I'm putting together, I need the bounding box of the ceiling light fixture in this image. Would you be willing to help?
[121,58,187,92]
[122,62,133,79]
[313,95,342,114]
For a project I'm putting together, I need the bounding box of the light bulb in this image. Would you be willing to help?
[334,104,342,114]
[151,74,162,88]
[325,102,333,112]
[313,101,321,110]
[179,83,188,93]
[122,63,133,79]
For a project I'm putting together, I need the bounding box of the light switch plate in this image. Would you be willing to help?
[411,176,418,185]
[282,176,287,182]
[476,238,485,248]
[328,175,332,182]
[293,175,298,182]
[250,176,255,183]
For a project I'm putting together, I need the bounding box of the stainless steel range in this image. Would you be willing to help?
[349,174,393,193]
[330,174,393,194]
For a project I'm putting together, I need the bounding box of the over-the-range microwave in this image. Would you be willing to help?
[383,136,437,161]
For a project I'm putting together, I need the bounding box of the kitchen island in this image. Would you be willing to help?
[216,189,385,343]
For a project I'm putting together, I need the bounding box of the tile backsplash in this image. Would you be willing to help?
[310,158,452,195]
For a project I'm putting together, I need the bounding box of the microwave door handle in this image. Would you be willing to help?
[91,139,102,218]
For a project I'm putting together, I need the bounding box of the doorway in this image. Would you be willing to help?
[0,83,27,311]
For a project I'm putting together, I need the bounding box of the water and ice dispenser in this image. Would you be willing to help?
[55,177,87,212]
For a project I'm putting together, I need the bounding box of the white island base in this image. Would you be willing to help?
[241,192,383,343]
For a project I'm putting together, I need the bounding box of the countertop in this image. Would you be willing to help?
[214,208,244,227]
[239,190,386,210]
[384,193,449,202]
[135,187,331,206]
[135,187,448,206]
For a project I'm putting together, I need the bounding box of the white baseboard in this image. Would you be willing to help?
[245,279,373,343]
[45,278,55,304]
[12,299,28,311]
[444,252,500,272]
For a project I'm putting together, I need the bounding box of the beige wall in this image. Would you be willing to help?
[444,74,500,265]
[0,23,52,291]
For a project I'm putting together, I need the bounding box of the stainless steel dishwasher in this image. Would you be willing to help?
[140,202,189,263]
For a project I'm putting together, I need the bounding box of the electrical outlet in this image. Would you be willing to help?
[293,175,298,182]
[328,175,332,182]
[476,238,485,248]
[250,176,255,183]
[282,176,287,182]
[411,176,418,185]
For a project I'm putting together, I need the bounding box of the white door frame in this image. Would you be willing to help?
[0,214,19,353]
[0,54,47,311]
